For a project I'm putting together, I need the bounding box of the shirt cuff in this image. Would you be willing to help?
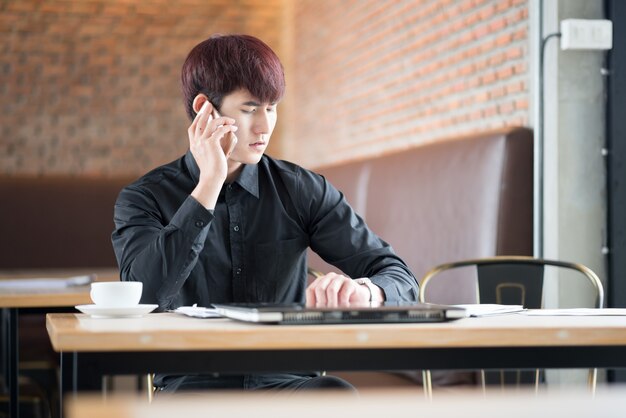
[170,196,215,234]
[369,276,398,302]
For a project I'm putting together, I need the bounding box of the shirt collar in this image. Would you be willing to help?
[184,150,259,199]
[236,162,260,199]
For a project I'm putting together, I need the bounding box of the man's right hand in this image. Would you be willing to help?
[188,101,238,209]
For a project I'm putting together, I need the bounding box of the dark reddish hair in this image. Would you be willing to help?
[181,34,285,120]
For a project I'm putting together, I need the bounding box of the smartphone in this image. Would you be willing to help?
[210,105,238,157]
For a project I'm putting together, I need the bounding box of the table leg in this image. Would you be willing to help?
[59,351,104,418]
[1,308,7,393]
[8,308,18,418]
[59,352,75,418]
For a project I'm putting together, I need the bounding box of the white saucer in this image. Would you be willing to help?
[75,304,158,318]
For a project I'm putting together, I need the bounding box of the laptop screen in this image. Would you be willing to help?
[212,302,467,325]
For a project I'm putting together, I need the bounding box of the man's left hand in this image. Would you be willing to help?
[305,273,382,307]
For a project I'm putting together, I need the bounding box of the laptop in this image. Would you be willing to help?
[211,302,467,325]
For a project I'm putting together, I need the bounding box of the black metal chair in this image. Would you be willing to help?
[418,256,604,398]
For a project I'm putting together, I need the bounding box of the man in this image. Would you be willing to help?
[112,34,418,392]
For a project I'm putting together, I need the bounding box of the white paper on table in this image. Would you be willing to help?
[453,304,526,317]
[0,274,95,290]
[519,308,626,316]
[172,304,222,318]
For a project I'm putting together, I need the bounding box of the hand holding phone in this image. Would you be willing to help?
[210,107,238,158]
[188,100,238,183]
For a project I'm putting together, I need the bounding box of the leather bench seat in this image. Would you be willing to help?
[0,176,134,269]
[309,127,533,303]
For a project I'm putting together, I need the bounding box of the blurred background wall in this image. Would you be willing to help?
[1,0,284,176]
[287,0,529,168]
[0,0,530,176]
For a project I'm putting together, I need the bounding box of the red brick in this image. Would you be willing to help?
[473,24,489,38]
[507,8,527,24]
[515,98,529,110]
[495,33,512,47]
[499,102,514,114]
[489,52,506,66]
[475,91,489,102]
[68,2,100,14]
[135,4,164,15]
[458,64,475,76]
[102,4,132,16]
[506,81,525,94]
[490,17,508,32]
[479,4,496,20]
[448,99,462,110]
[464,12,480,26]
[78,24,109,37]
[469,109,483,120]
[483,106,498,117]
[490,86,506,98]
[6,1,38,12]
[475,59,489,71]
[47,22,79,36]
[497,66,514,79]
[512,27,527,40]
[467,77,481,88]
[144,24,172,37]
[459,0,474,14]
[465,46,481,59]
[506,47,523,60]
[482,73,497,85]
[513,62,527,73]
[496,0,513,13]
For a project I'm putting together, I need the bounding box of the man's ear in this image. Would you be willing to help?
[192,94,212,115]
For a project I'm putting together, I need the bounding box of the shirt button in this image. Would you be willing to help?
[195,220,204,227]
[236,268,242,275]
[233,225,240,232]
[227,184,232,191]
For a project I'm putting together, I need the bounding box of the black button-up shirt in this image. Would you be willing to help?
[112,151,418,310]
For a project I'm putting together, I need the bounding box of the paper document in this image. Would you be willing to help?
[173,304,222,318]
[453,304,525,317]
[0,274,95,290]
[520,308,626,316]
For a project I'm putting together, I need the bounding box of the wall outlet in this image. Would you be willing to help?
[560,19,613,51]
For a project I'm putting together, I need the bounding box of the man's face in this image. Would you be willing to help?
[218,88,277,165]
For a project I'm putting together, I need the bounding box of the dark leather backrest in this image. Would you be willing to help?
[0,176,135,268]
[308,127,533,303]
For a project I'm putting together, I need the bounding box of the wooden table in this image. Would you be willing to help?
[65,388,626,418]
[47,311,626,416]
[46,312,626,352]
[0,269,118,418]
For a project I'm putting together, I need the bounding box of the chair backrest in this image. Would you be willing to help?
[419,256,604,309]
[419,256,604,388]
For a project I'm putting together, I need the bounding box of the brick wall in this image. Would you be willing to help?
[0,0,283,176]
[286,0,530,168]
[1,0,530,176]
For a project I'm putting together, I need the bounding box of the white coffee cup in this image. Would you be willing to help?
[90,282,143,307]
